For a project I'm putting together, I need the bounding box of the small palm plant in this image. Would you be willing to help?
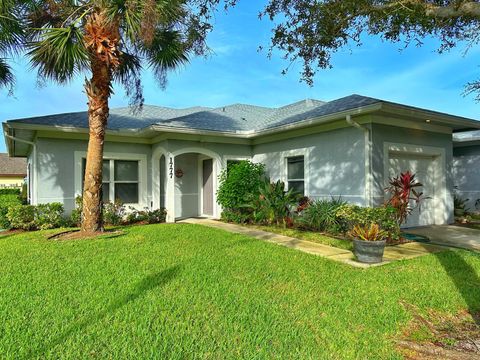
[24,0,224,232]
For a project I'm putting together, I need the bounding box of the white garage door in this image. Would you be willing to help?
[388,153,437,227]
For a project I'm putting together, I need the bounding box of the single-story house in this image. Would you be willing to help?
[3,94,480,227]
[453,131,480,212]
[0,153,26,188]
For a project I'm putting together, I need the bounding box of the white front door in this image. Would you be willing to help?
[388,153,437,227]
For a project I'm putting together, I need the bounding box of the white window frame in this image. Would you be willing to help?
[74,151,148,208]
[282,148,309,196]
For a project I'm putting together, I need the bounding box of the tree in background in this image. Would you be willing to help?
[25,0,233,232]
[262,0,480,96]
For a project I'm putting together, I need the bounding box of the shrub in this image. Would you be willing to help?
[217,160,266,222]
[0,191,22,229]
[103,200,126,226]
[34,203,64,230]
[221,210,252,224]
[336,204,400,241]
[245,179,300,226]
[125,207,167,225]
[7,205,36,230]
[7,203,66,230]
[144,208,167,224]
[0,188,21,196]
[298,197,347,234]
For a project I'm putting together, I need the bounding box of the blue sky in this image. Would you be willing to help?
[2,1,480,152]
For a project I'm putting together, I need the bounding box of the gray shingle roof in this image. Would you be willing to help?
[0,153,26,176]
[8,94,475,134]
[5,94,379,133]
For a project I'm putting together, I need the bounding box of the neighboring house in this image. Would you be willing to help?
[3,94,480,227]
[453,131,480,212]
[0,153,26,188]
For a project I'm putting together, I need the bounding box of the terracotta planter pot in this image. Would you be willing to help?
[353,239,386,264]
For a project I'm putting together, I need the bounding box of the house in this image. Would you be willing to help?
[3,94,480,227]
[453,131,480,212]
[0,153,26,188]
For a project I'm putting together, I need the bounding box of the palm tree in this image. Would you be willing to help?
[25,0,219,232]
[0,0,24,91]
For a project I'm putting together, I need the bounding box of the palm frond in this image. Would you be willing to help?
[106,0,142,43]
[0,56,14,89]
[142,29,189,88]
[113,51,144,109]
[28,25,89,83]
[0,0,24,56]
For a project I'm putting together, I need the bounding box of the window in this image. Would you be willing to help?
[82,159,139,203]
[287,156,305,195]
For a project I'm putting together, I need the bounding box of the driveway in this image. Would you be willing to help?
[406,225,480,251]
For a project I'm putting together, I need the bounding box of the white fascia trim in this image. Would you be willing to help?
[74,151,148,209]
[280,148,311,196]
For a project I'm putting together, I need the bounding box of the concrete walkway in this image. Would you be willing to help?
[406,225,480,251]
[180,218,446,268]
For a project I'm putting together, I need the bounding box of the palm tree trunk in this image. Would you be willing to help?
[81,58,112,232]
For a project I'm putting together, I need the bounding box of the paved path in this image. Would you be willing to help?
[406,225,480,251]
[180,218,446,268]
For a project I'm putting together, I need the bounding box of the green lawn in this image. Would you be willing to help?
[0,224,479,359]
[248,224,354,250]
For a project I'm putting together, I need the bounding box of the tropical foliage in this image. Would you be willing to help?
[349,223,388,242]
[298,197,347,233]
[385,171,425,226]
[336,204,400,241]
[247,179,300,226]
[218,160,266,223]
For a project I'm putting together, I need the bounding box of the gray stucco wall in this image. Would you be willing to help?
[252,127,367,205]
[35,138,152,213]
[371,123,454,223]
[453,145,480,211]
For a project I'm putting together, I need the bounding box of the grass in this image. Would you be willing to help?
[249,224,354,250]
[0,224,479,359]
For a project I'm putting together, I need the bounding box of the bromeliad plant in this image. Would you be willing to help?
[349,223,388,242]
[385,171,425,226]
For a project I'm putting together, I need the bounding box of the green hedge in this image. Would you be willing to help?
[7,203,65,231]
[0,188,21,196]
[0,191,22,229]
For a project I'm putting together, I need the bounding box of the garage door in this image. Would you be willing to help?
[388,153,437,227]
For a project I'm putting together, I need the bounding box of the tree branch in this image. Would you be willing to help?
[425,1,480,18]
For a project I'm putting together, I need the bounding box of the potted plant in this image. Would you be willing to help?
[350,223,388,264]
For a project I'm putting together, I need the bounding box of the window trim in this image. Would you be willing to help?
[74,151,147,208]
[282,148,309,196]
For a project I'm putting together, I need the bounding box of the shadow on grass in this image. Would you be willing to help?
[30,265,181,357]
[434,250,480,324]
